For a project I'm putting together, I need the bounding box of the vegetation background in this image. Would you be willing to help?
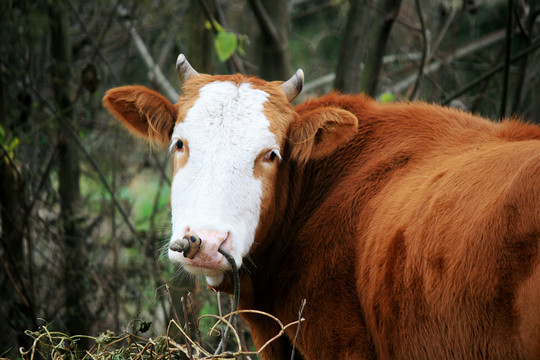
[1,0,539,358]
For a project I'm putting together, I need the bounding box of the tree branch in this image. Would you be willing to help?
[499,0,514,120]
[67,1,121,84]
[392,29,506,95]
[2,66,140,237]
[511,0,538,114]
[248,0,285,49]
[408,0,428,99]
[130,27,178,102]
[442,39,540,106]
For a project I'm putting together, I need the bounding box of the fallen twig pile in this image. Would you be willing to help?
[20,308,304,360]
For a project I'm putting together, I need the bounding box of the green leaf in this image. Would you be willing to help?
[215,31,237,62]
[379,92,395,103]
[237,34,249,56]
[205,20,225,32]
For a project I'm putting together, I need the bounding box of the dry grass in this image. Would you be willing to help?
[19,309,304,360]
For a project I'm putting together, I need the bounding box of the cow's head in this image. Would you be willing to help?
[103,55,358,286]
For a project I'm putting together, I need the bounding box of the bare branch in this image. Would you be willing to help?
[130,27,178,102]
[408,0,428,100]
[248,0,285,49]
[442,39,540,106]
[499,0,515,120]
[1,65,140,237]
[290,299,307,360]
[66,1,121,84]
[426,7,457,66]
[391,30,506,95]
[511,0,538,114]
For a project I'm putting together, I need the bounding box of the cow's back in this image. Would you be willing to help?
[291,95,540,358]
[339,100,540,358]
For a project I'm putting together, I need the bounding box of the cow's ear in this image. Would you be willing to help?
[103,85,177,145]
[288,107,358,164]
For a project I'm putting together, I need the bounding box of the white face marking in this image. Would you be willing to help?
[168,81,279,285]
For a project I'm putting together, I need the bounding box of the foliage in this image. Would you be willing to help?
[0,125,20,163]
[378,92,396,103]
[19,304,304,360]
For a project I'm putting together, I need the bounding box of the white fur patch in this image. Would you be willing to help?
[168,81,278,284]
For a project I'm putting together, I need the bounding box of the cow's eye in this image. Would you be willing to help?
[263,149,281,163]
[175,139,184,151]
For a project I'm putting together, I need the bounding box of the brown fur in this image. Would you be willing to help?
[104,78,540,359]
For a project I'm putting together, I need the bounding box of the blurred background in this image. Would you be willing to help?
[1,0,539,357]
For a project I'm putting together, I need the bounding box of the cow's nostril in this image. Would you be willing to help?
[182,231,202,259]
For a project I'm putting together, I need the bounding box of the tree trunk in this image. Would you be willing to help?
[48,3,89,345]
[249,0,291,81]
[359,0,403,96]
[334,0,373,93]
[0,51,36,360]
[187,0,215,74]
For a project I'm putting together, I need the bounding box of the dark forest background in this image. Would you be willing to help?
[1,0,539,358]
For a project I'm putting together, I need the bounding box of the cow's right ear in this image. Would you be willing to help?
[103,85,177,145]
[288,107,358,164]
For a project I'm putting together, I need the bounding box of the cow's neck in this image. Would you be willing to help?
[238,146,373,357]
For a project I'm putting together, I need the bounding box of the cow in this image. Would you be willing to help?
[103,54,540,359]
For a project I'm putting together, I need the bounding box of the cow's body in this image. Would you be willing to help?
[104,57,540,359]
[236,94,540,359]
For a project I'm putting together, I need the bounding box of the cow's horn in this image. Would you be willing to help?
[280,69,304,103]
[176,54,199,81]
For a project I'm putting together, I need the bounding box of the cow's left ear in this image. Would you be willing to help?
[103,85,177,145]
[288,107,358,164]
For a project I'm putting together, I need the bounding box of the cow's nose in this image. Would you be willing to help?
[169,231,202,259]
[196,229,231,253]
[170,229,232,263]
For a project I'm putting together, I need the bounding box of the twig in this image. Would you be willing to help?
[248,0,285,50]
[425,6,457,66]
[168,319,212,357]
[2,69,139,236]
[511,2,538,114]
[470,45,505,113]
[27,148,58,214]
[181,297,194,360]
[499,0,515,120]
[290,299,307,360]
[391,29,506,95]
[205,314,243,353]
[513,2,530,39]
[165,284,182,326]
[188,292,204,345]
[66,1,121,84]
[442,39,540,106]
[129,27,178,102]
[408,0,428,100]
[216,291,225,352]
[0,251,30,307]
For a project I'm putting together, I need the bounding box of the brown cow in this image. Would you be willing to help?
[103,55,540,359]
